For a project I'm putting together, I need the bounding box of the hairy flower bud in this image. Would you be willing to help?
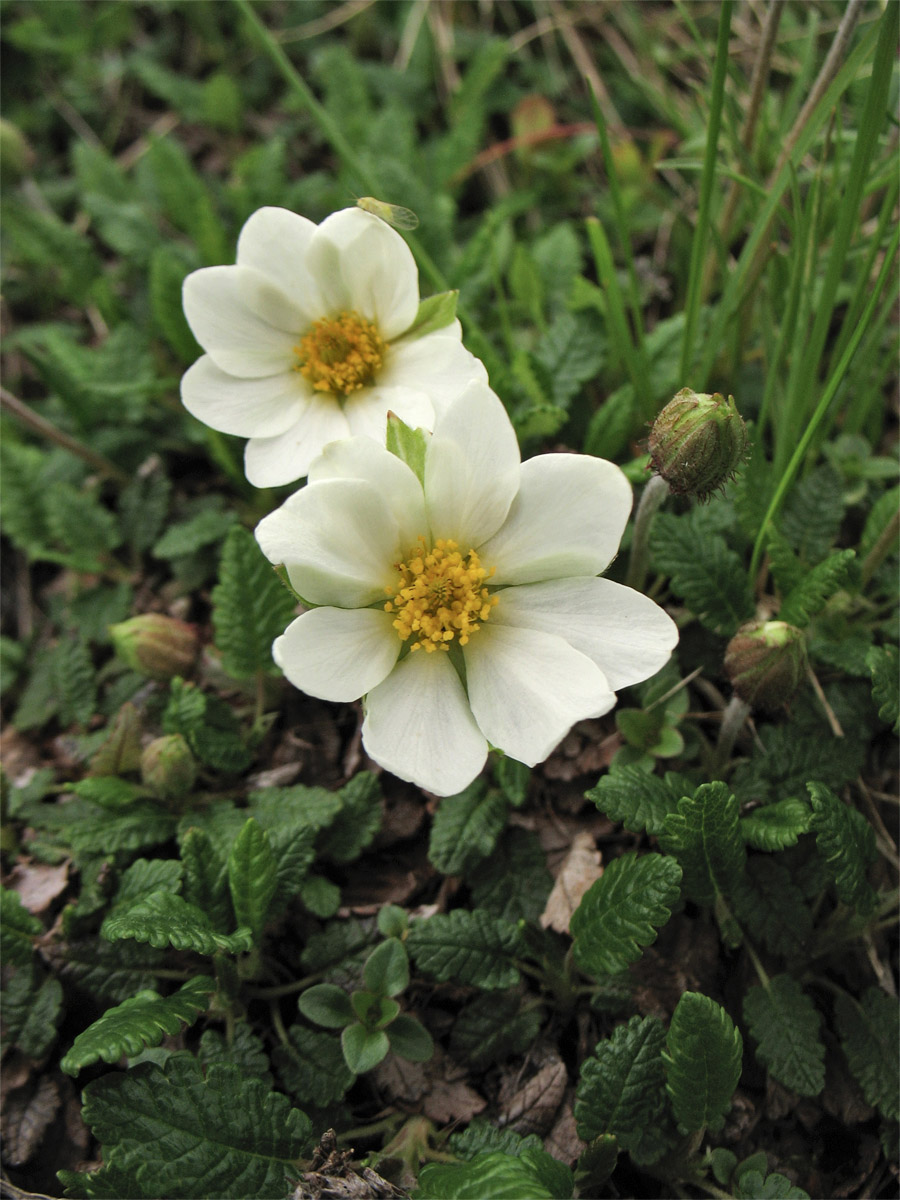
[141,734,197,801]
[724,620,807,709]
[648,388,748,500]
[110,614,199,682]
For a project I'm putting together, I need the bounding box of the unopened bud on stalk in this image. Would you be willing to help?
[141,734,197,801]
[648,388,748,500]
[724,620,807,709]
[110,614,199,681]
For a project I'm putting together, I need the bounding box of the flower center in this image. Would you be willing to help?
[384,537,498,653]
[294,311,386,395]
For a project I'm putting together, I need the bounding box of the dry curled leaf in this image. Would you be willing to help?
[373,1047,485,1124]
[1,1075,60,1166]
[290,1129,408,1199]
[6,859,70,914]
[498,1056,567,1136]
[540,832,602,933]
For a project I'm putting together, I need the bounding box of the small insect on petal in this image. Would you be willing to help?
[356,196,420,231]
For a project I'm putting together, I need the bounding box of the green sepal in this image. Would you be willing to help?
[403,290,458,340]
[298,983,355,1029]
[341,1023,390,1073]
[386,412,428,484]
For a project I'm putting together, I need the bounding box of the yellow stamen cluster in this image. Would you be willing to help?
[384,538,498,653]
[294,311,385,395]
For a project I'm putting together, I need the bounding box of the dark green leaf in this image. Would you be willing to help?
[586,767,686,835]
[808,782,878,914]
[867,644,899,730]
[227,819,277,940]
[779,549,856,627]
[364,937,409,997]
[779,464,844,561]
[199,1024,273,1089]
[341,1023,389,1073]
[387,1014,434,1062]
[469,829,553,924]
[660,783,745,906]
[731,856,814,960]
[451,990,542,1067]
[650,511,754,635]
[429,781,508,876]
[835,987,900,1120]
[663,992,743,1133]
[407,909,522,989]
[212,526,297,680]
[740,797,811,851]
[316,771,382,864]
[298,984,355,1029]
[1,963,64,1057]
[732,1170,810,1199]
[743,975,825,1097]
[275,1025,356,1105]
[415,1148,571,1199]
[102,892,252,956]
[1,887,42,965]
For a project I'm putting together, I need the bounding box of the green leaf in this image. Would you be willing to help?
[298,873,340,918]
[149,244,201,362]
[867,644,900,730]
[179,827,231,933]
[586,767,686,835]
[351,991,399,1029]
[341,1023,389,1073]
[732,1170,810,1199]
[731,857,813,960]
[740,797,812,851]
[199,1024,272,1088]
[212,526,297,680]
[388,1014,435,1062]
[403,291,459,340]
[1,887,42,965]
[274,1025,356,1105]
[449,1122,543,1162]
[364,937,409,997]
[316,771,383,864]
[153,507,236,559]
[835,987,899,1120]
[660,783,746,906]
[1,964,64,1057]
[429,781,509,876]
[300,918,372,977]
[113,858,183,908]
[732,724,862,807]
[298,984,355,1029]
[61,976,213,1075]
[44,936,167,1003]
[575,1015,671,1163]
[163,680,252,773]
[227,819,277,940]
[650,510,754,635]
[66,803,177,858]
[451,990,542,1067]
[743,975,825,1097]
[407,908,522,989]
[54,633,97,728]
[415,1148,572,1199]
[145,134,227,264]
[63,1055,310,1199]
[808,782,878,914]
[534,311,604,406]
[118,469,171,556]
[469,829,553,924]
[102,892,253,956]
[779,549,856,627]
[779,464,844,562]
[494,756,531,806]
[570,852,682,977]
[67,776,146,809]
[663,992,743,1133]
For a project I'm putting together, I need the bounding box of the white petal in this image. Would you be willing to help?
[479,455,633,586]
[343,385,434,447]
[464,624,616,766]
[182,266,303,377]
[244,398,350,487]
[235,206,327,325]
[362,651,487,796]
[382,333,488,419]
[255,478,399,607]
[490,577,679,692]
[180,355,305,438]
[308,437,427,549]
[425,381,521,549]
[273,607,400,702]
[308,208,419,340]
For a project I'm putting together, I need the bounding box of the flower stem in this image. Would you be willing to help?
[0,386,131,485]
[626,474,669,592]
[711,695,751,777]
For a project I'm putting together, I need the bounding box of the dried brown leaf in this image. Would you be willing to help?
[540,832,602,933]
[1,1075,60,1166]
[6,859,70,914]
[498,1057,567,1136]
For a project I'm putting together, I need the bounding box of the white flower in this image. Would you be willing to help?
[180,206,487,487]
[256,382,679,796]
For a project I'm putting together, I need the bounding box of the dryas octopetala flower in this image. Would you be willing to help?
[180,206,487,487]
[255,381,679,796]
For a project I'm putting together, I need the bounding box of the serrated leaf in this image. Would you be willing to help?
[743,975,825,1096]
[650,511,754,635]
[586,767,686,835]
[663,992,743,1134]
[1,964,64,1057]
[732,724,862,807]
[732,1169,810,1199]
[570,852,681,977]
[1,887,42,965]
[660,782,745,906]
[212,526,297,680]
[199,1024,273,1088]
[415,1148,572,1200]
[316,771,382,864]
[406,908,522,989]
[808,782,878,914]
[867,644,899,730]
[534,311,604,406]
[149,244,201,362]
[766,527,805,596]
[575,1015,670,1162]
[64,1055,310,1199]
[731,856,813,960]
[449,1121,543,1162]
[469,829,553,923]
[274,1025,356,1105]
[53,634,97,728]
[429,781,509,875]
[67,776,146,809]
[779,464,844,561]
[61,976,213,1075]
[102,892,252,956]
[114,858,183,908]
[44,482,121,570]
[740,797,811,851]
[66,803,177,858]
[153,507,236,559]
[44,936,166,1002]
[179,827,232,933]
[779,549,856,627]
[163,679,252,773]
[451,990,541,1067]
[835,987,899,1120]
[145,135,227,264]
[227,819,277,940]
[299,918,373,977]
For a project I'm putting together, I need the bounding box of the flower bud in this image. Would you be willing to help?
[724,620,807,709]
[110,614,199,682]
[141,734,197,801]
[648,388,748,500]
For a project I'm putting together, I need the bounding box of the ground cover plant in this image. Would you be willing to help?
[1,1,897,1198]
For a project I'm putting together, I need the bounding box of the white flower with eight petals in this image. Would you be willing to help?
[255,381,679,796]
[180,206,486,487]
